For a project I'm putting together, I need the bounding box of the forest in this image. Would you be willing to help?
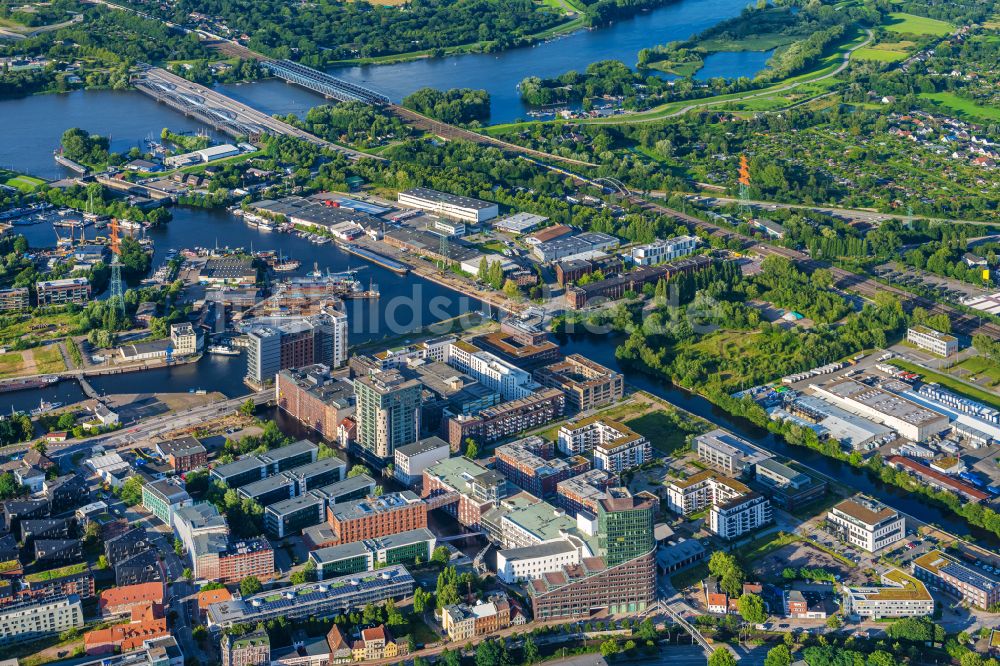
[402,88,491,124]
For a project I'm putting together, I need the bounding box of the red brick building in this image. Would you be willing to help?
[527,551,657,620]
[98,581,164,617]
[84,618,169,655]
[217,538,274,583]
[276,365,354,441]
[155,436,208,473]
[446,388,565,450]
[326,492,428,545]
[22,565,95,600]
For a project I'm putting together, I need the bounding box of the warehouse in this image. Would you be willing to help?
[398,187,498,223]
[810,379,949,442]
[532,232,620,263]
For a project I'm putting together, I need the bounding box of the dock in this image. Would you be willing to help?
[54,154,87,174]
[340,243,409,274]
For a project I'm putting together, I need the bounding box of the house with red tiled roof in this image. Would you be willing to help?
[98,581,164,617]
[84,618,169,654]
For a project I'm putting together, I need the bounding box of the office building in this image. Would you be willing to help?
[527,550,656,620]
[264,493,326,539]
[169,323,199,356]
[355,370,422,460]
[206,565,415,628]
[258,440,319,476]
[308,528,436,578]
[36,277,90,306]
[597,489,656,566]
[276,365,355,440]
[630,235,698,266]
[238,475,296,507]
[446,341,540,400]
[495,436,590,498]
[441,594,512,641]
[422,457,507,529]
[393,437,450,487]
[913,550,1000,609]
[494,212,547,234]
[842,569,935,619]
[221,628,270,666]
[811,379,949,442]
[555,255,623,286]
[285,457,346,494]
[141,480,192,528]
[695,429,771,477]
[826,497,905,553]
[173,503,229,562]
[907,325,959,357]
[0,287,29,312]
[555,469,616,517]
[156,436,207,473]
[533,355,624,413]
[557,417,651,474]
[497,539,586,584]
[753,458,827,509]
[326,492,427,546]
[411,361,499,434]
[213,539,274,584]
[446,388,565,450]
[532,232,620,263]
[0,595,83,644]
[398,187,498,223]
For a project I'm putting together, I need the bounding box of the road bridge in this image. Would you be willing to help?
[265,60,390,105]
[132,66,383,161]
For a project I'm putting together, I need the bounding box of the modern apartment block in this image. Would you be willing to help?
[906,325,959,357]
[494,436,590,498]
[355,370,423,460]
[36,277,90,306]
[393,437,451,487]
[0,287,29,312]
[557,417,651,473]
[842,569,935,619]
[0,595,84,644]
[665,471,772,539]
[275,364,355,440]
[695,429,771,477]
[245,312,347,387]
[913,550,1000,609]
[326,492,428,546]
[826,497,905,553]
[709,492,772,540]
[141,479,192,528]
[533,355,624,413]
[555,469,616,517]
[445,388,565,451]
[398,187,499,223]
[630,235,699,266]
[206,565,415,628]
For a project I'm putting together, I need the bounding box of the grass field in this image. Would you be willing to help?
[0,347,65,379]
[920,92,1000,122]
[5,174,46,193]
[699,32,800,53]
[950,356,1000,387]
[889,359,1000,410]
[852,47,908,62]
[985,14,1000,30]
[884,12,954,36]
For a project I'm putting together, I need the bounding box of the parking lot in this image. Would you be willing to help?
[873,263,987,302]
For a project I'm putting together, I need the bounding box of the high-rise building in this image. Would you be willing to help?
[245,311,348,388]
[597,488,655,567]
[355,370,422,460]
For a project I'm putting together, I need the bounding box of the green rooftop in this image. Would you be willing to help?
[24,562,88,583]
[0,559,21,573]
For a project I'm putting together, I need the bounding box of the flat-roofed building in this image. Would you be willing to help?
[206,565,415,628]
[473,330,560,369]
[753,458,827,509]
[173,503,229,563]
[445,388,565,451]
[326,492,427,546]
[826,497,905,552]
[497,539,586,584]
[284,456,346,494]
[495,436,590,498]
[494,212,547,234]
[843,568,935,619]
[308,528,436,578]
[0,595,83,644]
[264,493,326,539]
[811,379,949,442]
[0,287,29,312]
[276,365,355,441]
[422,457,507,529]
[786,395,895,451]
[555,469,616,517]
[665,471,771,540]
[355,370,422,461]
[710,491,771,541]
[211,456,267,489]
[907,325,959,357]
[557,417,651,474]
[393,437,450,487]
[630,235,698,266]
[533,355,624,413]
[141,480,191,528]
[197,256,256,286]
[36,277,90,306]
[695,429,771,477]
[398,187,498,223]
[156,436,207,473]
[259,440,318,476]
[446,340,540,400]
[238,474,297,507]
[913,550,1000,609]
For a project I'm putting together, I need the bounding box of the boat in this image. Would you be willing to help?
[30,399,62,417]
[307,262,323,278]
[0,375,59,394]
[207,344,240,356]
[273,259,301,272]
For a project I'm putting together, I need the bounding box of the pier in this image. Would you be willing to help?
[340,243,409,274]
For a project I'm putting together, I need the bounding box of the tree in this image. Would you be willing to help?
[413,587,432,614]
[240,576,263,597]
[32,440,47,455]
[239,399,256,417]
[362,602,383,625]
[600,639,619,657]
[708,551,745,597]
[431,546,451,566]
[738,592,767,625]
[476,640,501,666]
[825,613,842,629]
[866,651,898,666]
[441,649,461,666]
[0,472,27,500]
[709,648,738,666]
[182,567,193,580]
[347,464,370,478]
[57,412,76,430]
[764,644,792,666]
[385,597,405,626]
[96,554,109,569]
[464,439,478,460]
[201,582,225,591]
[523,635,540,665]
[502,279,521,300]
[117,475,145,506]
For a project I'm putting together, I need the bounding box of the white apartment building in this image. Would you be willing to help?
[665,471,772,539]
[446,340,538,400]
[709,492,772,540]
[496,538,584,584]
[393,437,451,486]
[842,569,935,619]
[826,497,905,552]
[0,595,84,644]
[398,187,499,223]
[906,325,959,357]
[695,428,771,477]
[557,417,651,473]
[630,235,698,266]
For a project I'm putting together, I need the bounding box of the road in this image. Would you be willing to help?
[584,29,874,125]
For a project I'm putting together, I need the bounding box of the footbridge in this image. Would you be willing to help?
[264,59,390,105]
[424,491,461,510]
